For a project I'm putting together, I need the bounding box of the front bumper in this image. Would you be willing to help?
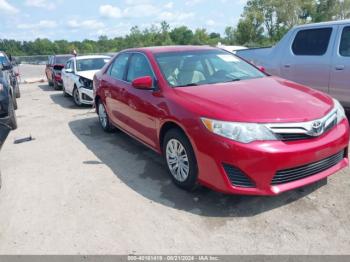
[78,87,94,105]
[191,119,350,195]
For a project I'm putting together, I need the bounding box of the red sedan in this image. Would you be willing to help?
[93,46,349,196]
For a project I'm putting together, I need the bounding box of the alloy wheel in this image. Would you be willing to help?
[73,88,81,105]
[98,103,108,128]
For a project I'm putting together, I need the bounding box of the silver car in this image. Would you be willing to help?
[237,20,350,107]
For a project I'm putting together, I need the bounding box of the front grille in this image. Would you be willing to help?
[223,163,255,188]
[324,118,337,133]
[272,150,345,185]
[278,133,313,141]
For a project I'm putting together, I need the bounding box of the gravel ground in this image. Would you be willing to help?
[0,82,349,255]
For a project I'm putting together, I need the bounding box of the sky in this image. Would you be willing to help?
[0,0,247,41]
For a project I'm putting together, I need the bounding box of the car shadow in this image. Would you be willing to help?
[68,116,327,218]
[38,84,55,92]
[50,93,91,110]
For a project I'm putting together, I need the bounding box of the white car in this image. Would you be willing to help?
[61,55,110,106]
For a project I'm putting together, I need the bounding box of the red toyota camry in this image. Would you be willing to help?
[93,46,349,196]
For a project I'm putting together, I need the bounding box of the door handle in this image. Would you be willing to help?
[284,64,291,68]
[335,65,345,71]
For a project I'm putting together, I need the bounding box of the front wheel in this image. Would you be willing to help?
[97,101,115,132]
[163,129,198,191]
[73,88,82,106]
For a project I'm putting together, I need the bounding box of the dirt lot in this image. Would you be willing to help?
[0,80,350,254]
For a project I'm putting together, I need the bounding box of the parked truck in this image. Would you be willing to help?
[237,20,350,107]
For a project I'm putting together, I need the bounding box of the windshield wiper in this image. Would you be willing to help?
[176,83,198,87]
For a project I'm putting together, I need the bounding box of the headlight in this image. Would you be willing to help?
[333,99,346,124]
[79,77,93,89]
[201,118,278,143]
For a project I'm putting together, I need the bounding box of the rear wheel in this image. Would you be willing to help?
[62,83,69,97]
[47,74,53,86]
[163,129,198,191]
[14,81,20,98]
[98,101,115,132]
[8,96,18,130]
[53,80,60,90]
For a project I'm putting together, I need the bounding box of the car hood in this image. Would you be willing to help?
[76,70,99,80]
[173,76,334,123]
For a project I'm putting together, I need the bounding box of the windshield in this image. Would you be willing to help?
[155,50,265,87]
[76,58,110,72]
[55,56,73,65]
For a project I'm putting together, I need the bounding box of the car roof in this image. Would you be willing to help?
[74,55,111,60]
[54,54,73,57]
[122,45,217,54]
[294,19,350,29]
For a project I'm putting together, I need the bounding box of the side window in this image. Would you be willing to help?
[70,60,75,71]
[109,53,129,80]
[340,26,350,57]
[292,28,332,56]
[65,61,70,69]
[126,53,154,82]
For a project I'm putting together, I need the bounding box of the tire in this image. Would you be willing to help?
[12,94,18,110]
[8,96,18,130]
[163,129,198,191]
[73,87,82,106]
[47,74,53,87]
[15,84,21,98]
[97,101,115,132]
[62,84,69,97]
[53,80,60,90]
[13,78,20,98]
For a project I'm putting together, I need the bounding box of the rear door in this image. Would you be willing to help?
[329,25,350,107]
[281,26,336,93]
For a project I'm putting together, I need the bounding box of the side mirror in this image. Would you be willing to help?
[65,68,73,73]
[132,76,153,90]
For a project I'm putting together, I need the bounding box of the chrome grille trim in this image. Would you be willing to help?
[265,107,338,141]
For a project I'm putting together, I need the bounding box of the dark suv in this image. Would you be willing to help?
[0,68,17,130]
[0,51,20,100]
[45,55,73,89]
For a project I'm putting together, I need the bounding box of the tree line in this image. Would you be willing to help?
[1,0,349,56]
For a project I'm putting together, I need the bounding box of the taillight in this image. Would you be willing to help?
[54,74,61,81]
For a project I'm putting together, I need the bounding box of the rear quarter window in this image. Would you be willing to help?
[292,28,332,56]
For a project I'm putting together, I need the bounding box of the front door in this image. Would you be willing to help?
[122,53,160,148]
